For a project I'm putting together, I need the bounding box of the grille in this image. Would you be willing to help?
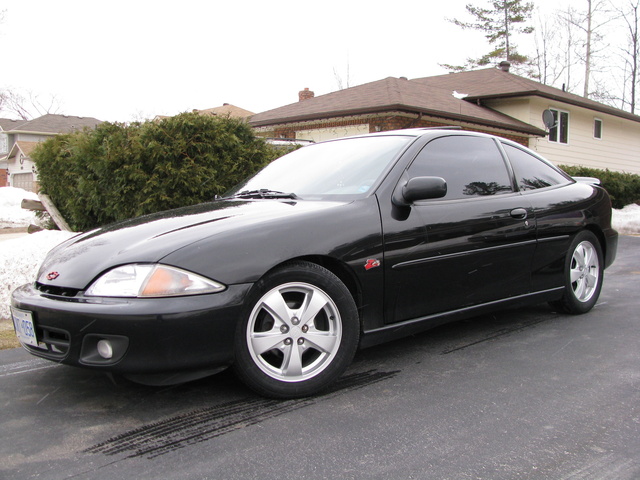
[26,326,70,360]
[36,282,81,298]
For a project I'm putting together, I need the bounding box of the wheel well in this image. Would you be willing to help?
[265,256,363,321]
[584,225,606,259]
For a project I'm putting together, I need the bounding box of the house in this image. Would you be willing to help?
[193,103,255,120]
[154,104,255,122]
[0,118,26,187]
[250,63,640,175]
[0,114,102,192]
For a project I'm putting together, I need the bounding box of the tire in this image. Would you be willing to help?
[552,231,604,314]
[233,261,360,398]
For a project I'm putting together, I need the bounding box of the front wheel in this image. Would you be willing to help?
[552,231,604,314]
[233,261,360,398]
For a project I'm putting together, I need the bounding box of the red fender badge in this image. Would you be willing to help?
[364,259,381,271]
[47,272,60,281]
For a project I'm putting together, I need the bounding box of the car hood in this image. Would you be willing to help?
[36,199,345,290]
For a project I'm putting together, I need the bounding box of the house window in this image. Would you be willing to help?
[0,134,8,155]
[548,108,569,144]
[594,118,603,139]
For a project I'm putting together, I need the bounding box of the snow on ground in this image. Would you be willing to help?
[0,187,639,320]
[0,187,45,229]
[611,203,640,236]
[0,230,76,319]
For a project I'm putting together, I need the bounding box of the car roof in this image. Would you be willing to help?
[342,126,489,141]
[327,127,552,161]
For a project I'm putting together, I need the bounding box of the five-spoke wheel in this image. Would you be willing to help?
[552,231,604,314]
[569,239,600,304]
[247,282,342,382]
[234,261,359,398]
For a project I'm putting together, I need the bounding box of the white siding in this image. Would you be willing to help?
[16,133,49,142]
[487,97,640,174]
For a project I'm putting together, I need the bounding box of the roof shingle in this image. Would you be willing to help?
[4,114,102,134]
[250,76,545,135]
[413,68,640,123]
[250,67,640,134]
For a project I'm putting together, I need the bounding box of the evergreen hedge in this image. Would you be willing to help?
[558,165,640,209]
[33,113,286,231]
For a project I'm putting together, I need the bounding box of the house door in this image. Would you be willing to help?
[11,173,36,192]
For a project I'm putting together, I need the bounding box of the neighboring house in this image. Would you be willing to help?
[194,103,255,120]
[0,114,102,192]
[155,104,255,122]
[0,118,26,187]
[250,63,640,174]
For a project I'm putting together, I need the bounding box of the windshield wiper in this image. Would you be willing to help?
[232,189,297,199]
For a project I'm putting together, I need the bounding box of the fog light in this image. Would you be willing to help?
[97,339,113,359]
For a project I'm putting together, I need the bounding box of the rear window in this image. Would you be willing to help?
[502,143,571,191]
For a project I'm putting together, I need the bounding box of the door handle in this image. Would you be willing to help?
[510,208,528,220]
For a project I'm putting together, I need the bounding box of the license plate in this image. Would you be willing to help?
[11,307,39,347]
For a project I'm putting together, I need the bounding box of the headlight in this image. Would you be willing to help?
[85,264,226,298]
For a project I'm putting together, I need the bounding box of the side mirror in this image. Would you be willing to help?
[393,176,447,206]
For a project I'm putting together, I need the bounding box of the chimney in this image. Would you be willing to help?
[498,61,511,72]
[299,87,315,101]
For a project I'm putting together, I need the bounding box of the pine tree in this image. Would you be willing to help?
[443,0,535,71]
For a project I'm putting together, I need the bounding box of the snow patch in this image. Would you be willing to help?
[0,230,77,320]
[612,203,640,236]
[0,187,42,228]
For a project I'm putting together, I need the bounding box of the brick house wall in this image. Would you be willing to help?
[270,115,530,147]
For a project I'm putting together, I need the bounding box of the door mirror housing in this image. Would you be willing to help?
[393,176,447,206]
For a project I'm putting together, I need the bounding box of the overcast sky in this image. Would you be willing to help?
[2,0,570,122]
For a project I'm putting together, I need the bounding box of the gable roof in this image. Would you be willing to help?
[6,140,40,159]
[250,76,545,136]
[195,104,255,118]
[413,68,640,124]
[4,114,102,134]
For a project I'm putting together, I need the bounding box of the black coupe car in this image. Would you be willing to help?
[11,128,618,398]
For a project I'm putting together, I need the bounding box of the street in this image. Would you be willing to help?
[1,235,639,480]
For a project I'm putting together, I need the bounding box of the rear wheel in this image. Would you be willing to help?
[552,231,603,314]
[234,261,359,398]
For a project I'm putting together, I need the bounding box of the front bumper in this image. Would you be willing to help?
[11,282,252,374]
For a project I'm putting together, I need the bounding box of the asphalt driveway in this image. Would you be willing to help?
[1,235,639,480]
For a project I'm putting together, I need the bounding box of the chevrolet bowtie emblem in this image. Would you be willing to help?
[47,271,60,281]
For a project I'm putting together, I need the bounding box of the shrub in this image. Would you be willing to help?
[33,113,280,231]
[558,165,640,209]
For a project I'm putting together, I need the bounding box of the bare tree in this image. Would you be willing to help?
[531,10,569,86]
[614,0,640,113]
[333,54,351,91]
[0,90,30,120]
[559,0,617,99]
[0,89,62,120]
[0,9,62,120]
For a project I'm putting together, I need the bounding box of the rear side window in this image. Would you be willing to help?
[502,143,570,191]
[408,136,513,200]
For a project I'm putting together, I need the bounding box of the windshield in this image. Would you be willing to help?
[226,135,413,199]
